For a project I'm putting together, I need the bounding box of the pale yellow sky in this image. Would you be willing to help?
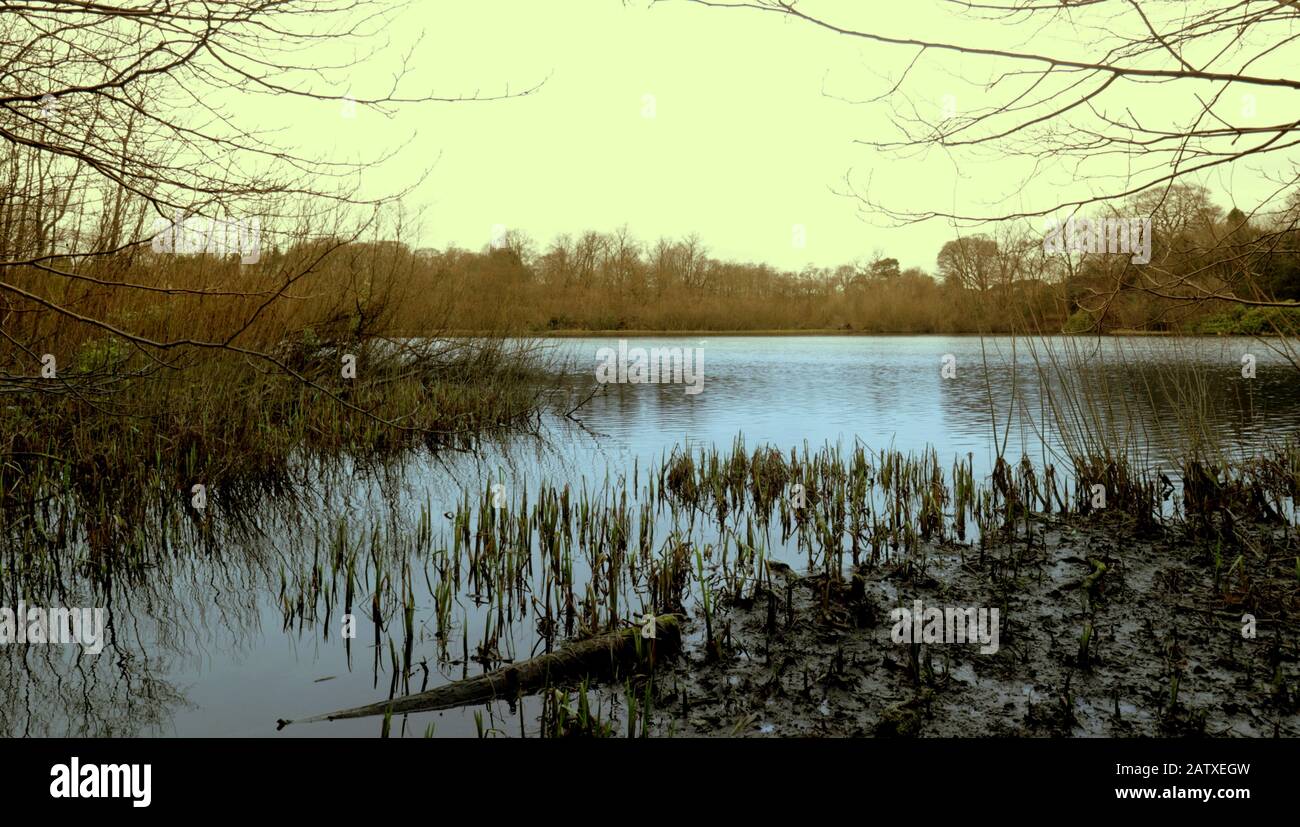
[250,0,1297,272]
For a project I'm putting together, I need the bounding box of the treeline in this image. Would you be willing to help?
[9,183,1300,342]
[368,184,1300,335]
[409,232,1064,334]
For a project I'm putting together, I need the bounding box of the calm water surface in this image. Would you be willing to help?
[8,336,1300,737]
[559,335,1300,472]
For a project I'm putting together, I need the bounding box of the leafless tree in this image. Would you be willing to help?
[679,0,1300,323]
[0,0,538,416]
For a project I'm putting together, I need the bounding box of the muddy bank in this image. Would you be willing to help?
[648,515,1300,737]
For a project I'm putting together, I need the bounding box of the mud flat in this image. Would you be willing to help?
[650,515,1300,737]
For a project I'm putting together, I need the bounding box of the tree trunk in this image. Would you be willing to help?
[278,614,682,727]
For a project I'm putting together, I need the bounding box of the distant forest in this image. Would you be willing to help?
[316,184,1300,335]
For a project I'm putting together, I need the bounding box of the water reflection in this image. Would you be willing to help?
[552,335,1300,475]
[5,335,1300,737]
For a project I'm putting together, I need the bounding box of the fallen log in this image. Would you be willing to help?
[277,614,682,727]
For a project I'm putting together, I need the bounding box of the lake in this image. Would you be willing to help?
[6,335,1299,737]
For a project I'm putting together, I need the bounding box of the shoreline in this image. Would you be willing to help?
[651,514,1297,738]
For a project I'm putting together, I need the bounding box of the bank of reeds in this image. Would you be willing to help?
[0,232,561,572]
[6,415,1298,735]
[262,434,1300,694]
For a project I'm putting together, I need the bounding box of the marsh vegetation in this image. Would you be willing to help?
[3,0,1300,740]
[4,333,1299,737]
